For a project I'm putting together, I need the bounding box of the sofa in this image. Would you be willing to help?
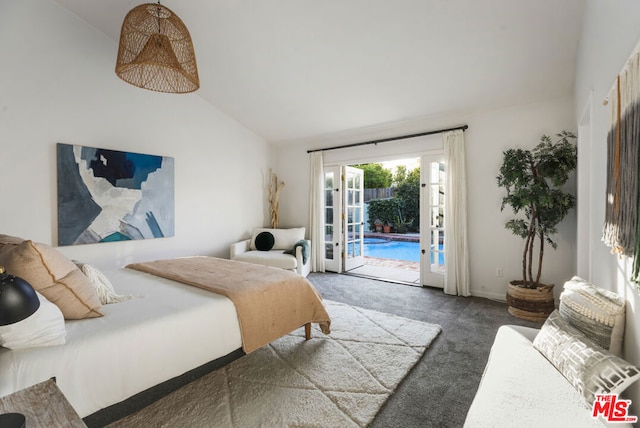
[465,278,638,427]
[230,227,311,277]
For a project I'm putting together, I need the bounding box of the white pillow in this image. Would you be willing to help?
[533,310,640,404]
[250,227,305,250]
[80,263,133,305]
[0,291,66,349]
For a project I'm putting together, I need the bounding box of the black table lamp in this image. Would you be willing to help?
[0,265,40,428]
[0,266,40,326]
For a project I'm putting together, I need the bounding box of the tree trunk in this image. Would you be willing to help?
[526,210,537,287]
[536,231,544,286]
[522,231,530,286]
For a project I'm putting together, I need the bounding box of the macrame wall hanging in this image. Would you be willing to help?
[603,50,640,283]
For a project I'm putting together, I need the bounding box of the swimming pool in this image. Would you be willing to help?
[364,238,443,264]
[364,238,420,262]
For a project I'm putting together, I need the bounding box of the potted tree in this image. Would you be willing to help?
[497,130,577,322]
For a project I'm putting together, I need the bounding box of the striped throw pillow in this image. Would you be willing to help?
[559,277,625,356]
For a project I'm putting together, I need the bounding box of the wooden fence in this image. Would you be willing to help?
[364,187,395,202]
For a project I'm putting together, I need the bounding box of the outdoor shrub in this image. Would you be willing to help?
[368,198,404,230]
[394,181,420,232]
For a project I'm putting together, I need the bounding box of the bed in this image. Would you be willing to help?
[0,253,331,420]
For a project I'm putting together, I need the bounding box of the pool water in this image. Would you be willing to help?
[364,238,443,264]
[364,239,420,262]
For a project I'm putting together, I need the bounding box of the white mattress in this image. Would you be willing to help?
[0,267,242,418]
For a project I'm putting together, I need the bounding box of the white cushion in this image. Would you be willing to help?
[465,325,607,428]
[232,250,297,270]
[249,227,305,251]
[0,291,66,349]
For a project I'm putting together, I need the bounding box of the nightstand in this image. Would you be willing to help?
[0,379,86,428]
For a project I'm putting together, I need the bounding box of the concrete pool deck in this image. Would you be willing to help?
[346,256,421,285]
[345,232,423,284]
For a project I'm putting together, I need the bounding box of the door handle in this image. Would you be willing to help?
[421,249,426,254]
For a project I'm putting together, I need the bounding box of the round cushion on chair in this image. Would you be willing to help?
[255,231,275,251]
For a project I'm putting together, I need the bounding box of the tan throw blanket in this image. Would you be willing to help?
[127,257,331,353]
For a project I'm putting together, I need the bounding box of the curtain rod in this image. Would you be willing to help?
[306,124,469,153]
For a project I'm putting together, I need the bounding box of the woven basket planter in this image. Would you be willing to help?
[506,281,555,322]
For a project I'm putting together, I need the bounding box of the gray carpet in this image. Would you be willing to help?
[105,300,441,427]
[308,272,543,428]
[85,272,541,427]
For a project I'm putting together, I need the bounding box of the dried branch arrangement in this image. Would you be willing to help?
[268,169,285,228]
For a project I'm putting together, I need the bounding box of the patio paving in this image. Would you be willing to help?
[346,256,421,284]
[364,232,420,242]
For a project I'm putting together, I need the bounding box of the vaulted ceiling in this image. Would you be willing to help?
[54,0,585,143]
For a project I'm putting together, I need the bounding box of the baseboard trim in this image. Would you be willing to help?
[470,289,506,302]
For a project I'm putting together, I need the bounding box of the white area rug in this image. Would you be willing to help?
[108,301,442,427]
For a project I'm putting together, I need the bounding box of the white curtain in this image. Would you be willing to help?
[309,152,325,272]
[443,130,470,296]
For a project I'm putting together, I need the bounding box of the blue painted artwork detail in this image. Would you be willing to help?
[57,143,175,246]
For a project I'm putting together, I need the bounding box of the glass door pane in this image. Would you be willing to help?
[324,172,334,260]
[323,167,342,272]
[420,155,445,288]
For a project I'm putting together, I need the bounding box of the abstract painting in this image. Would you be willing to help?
[57,143,174,246]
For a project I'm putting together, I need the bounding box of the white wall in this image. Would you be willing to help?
[0,0,272,269]
[575,0,640,411]
[275,97,576,301]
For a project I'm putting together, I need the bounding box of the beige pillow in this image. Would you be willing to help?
[0,240,102,319]
[0,234,25,258]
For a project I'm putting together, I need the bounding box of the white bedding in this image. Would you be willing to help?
[0,267,242,418]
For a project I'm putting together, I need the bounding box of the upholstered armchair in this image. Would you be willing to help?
[230,227,311,277]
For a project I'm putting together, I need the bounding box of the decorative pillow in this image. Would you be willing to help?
[0,240,102,319]
[250,227,305,250]
[0,291,66,349]
[254,231,275,251]
[533,310,640,404]
[559,276,626,356]
[0,234,25,258]
[76,262,133,305]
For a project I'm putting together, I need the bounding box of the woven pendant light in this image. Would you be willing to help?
[115,2,199,94]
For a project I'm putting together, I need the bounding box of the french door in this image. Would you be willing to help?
[323,165,365,273]
[344,166,365,271]
[420,154,445,288]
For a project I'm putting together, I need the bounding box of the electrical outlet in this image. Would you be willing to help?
[495,267,503,277]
